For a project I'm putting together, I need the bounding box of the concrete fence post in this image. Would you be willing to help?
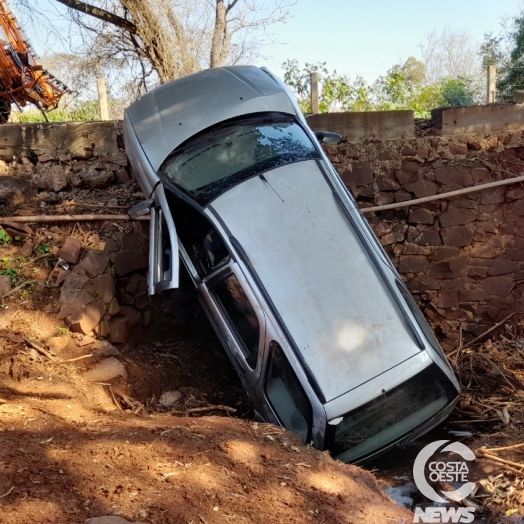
[97,77,110,121]
[487,65,496,104]
[310,72,319,114]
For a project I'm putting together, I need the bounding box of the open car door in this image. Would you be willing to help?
[129,183,179,295]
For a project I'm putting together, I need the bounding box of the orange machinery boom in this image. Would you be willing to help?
[0,0,69,119]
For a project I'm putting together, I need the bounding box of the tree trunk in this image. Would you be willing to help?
[210,0,228,67]
[122,0,178,82]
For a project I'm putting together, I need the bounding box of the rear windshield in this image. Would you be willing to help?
[325,364,458,463]
[161,116,319,205]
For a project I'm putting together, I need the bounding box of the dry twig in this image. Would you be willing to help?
[481,442,524,453]
[3,280,37,298]
[478,450,524,470]
[477,458,524,477]
[169,404,237,416]
[63,353,93,363]
[23,337,58,361]
[448,312,517,360]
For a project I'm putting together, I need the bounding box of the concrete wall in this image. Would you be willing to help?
[308,103,524,139]
[431,104,524,135]
[0,121,119,159]
[307,110,414,140]
[324,130,524,349]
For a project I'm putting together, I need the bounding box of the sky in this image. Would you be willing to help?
[18,0,524,85]
[262,0,521,82]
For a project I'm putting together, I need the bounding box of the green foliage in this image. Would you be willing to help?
[56,326,69,335]
[0,268,18,285]
[0,229,11,244]
[440,78,475,106]
[480,13,524,101]
[11,101,101,123]
[282,57,477,118]
[36,244,50,254]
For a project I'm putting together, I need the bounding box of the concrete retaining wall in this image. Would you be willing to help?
[431,104,524,135]
[307,110,414,140]
[0,121,120,159]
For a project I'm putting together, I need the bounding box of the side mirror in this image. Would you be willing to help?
[314,131,343,145]
[128,199,153,219]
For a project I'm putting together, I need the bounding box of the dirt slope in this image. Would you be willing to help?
[0,332,412,524]
[0,201,411,524]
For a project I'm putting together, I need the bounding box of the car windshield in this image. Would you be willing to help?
[325,364,458,463]
[161,116,320,205]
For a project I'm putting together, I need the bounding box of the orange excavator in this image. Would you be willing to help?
[0,0,69,122]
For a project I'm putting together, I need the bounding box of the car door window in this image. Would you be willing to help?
[265,341,311,444]
[212,274,260,368]
[147,184,179,294]
[165,190,230,279]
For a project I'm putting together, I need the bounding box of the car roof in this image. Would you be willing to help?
[125,66,299,172]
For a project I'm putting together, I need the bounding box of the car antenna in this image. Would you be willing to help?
[259,174,284,203]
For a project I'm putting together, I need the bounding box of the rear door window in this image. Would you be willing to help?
[211,274,260,368]
[265,341,311,444]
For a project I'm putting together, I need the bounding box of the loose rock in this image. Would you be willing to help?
[0,275,11,296]
[46,336,69,353]
[158,390,182,407]
[84,357,127,382]
[58,238,83,264]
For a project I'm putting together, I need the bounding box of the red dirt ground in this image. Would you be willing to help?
[0,220,412,524]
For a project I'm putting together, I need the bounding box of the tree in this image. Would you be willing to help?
[282,58,473,118]
[282,60,358,113]
[419,27,482,85]
[439,77,475,106]
[13,0,294,90]
[480,12,524,100]
[389,57,426,86]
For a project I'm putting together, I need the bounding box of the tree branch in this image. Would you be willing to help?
[226,0,240,13]
[53,0,137,33]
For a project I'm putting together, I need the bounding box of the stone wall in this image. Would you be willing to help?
[0,122,196,349]
[54,224,150,345]
[323,131,524,349]
[3,121,524,351]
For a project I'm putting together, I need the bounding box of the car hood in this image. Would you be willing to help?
[209,160,422,402]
